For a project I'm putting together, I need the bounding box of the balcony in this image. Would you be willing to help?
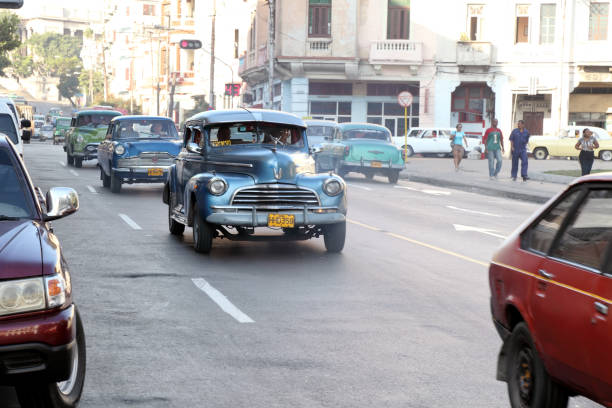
[369,40,423,65]
[306,38,332,57]
[238,46,268,76]
[456,41,492,66]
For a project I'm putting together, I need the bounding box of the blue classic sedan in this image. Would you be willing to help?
[162,109,347,254]
[98,116,181,193]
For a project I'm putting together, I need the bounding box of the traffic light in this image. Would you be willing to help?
[179,39,202,49]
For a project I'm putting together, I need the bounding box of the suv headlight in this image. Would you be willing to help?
[0,274,67,317]
[76,135,84,143]
[114,144,126,155]
[323,178,344,196]
[207,177,228,196]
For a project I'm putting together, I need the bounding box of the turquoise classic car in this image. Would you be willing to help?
[64,109,122,167]
[314,122,405,184]
[163,109,347,254]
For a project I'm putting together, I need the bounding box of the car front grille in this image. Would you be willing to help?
[117,152,175,167]
[231,184,320,207]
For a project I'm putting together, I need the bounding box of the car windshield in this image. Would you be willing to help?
[342,129,390,142]
[0,148,33,219]
[306,125,335,145]
[76,114,116,127]
[207,123,305,149]
[115,119,179,140]
[0,114,18,144]
[34,121,44,128]
[42,125,53,131]
[57,119,71,127]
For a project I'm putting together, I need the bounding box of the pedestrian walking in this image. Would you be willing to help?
[509,120,530,181]
[450,123,468,171]
[575,128,599,176]
[483,118,504,180]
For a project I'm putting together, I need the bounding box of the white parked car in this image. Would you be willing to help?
[40,124,54,141]
[0,102,22,156]
[393,127,483,158]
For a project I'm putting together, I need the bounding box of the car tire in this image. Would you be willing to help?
[110,171,122,194]
[506,322,568,408]
[323,221,346,253]
[168,200,185,236]
[101,166,110,188]
[533,147,548,160]
[388,171,400,184]
[365,172,374,180]
[193,211,213,254]
[74,157,83,168]
[402,145,414,160]
[16,308,86,408]
[599,150,612,161]
[66,151,74,166]
[334,162,347,178]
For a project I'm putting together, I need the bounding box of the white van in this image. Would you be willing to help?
[393,127,483,157]
[0,103,22,156]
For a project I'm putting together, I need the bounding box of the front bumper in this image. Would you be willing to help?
[207,205,346,227]
[341,159,404,170]
[0,305,75,384]
[113,166,170,183]
[73,143,99,160]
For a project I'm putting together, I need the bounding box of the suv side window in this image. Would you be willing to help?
[550,189,612,270]
[522,189,584,254]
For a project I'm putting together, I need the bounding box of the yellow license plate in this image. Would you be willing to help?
[268,214,295,228]
[371,161,382,168]
[148,168,163,176]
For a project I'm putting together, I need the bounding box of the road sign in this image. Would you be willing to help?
[397,91,413,107]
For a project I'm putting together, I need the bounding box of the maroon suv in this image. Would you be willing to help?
[0,135,86,407]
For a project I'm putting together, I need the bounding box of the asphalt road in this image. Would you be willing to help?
[1,142,602,408]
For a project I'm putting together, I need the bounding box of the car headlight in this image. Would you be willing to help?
[114,144,126,155]
[0,277,46,316]
[76,135,84,143]
[207,177,228,196]
[323,178,344,196]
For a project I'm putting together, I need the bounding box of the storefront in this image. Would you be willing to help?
[569,69,612,132]
[450,82,494,137]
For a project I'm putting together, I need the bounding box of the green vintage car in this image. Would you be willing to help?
[314,122,405,184]
[64,110,122,167]
[53,116,71,145]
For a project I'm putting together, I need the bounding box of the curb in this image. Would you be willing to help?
[400,173,553,204]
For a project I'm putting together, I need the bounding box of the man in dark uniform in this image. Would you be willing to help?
[509,120,530,181]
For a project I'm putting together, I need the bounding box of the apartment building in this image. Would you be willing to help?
[239,0,612,138]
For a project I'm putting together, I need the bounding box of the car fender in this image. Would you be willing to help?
[163,165,178,205]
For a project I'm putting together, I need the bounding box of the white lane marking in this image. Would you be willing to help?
[118,214,142,230]
[192,278,255,323]
[453,224,507,239]
[69,169,79,177]
[394,185,451,196]
[59,161,66,167]
[347,219,382,232]
[446,205,501,217]
[346,183,372,191]
[394,186,419,191]
[86,185,97,194]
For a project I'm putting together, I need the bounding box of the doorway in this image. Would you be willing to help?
[523,112,544,135]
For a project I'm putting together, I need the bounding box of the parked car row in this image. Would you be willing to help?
[528,126,612,161]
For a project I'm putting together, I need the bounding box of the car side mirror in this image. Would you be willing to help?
[44,187,79,221]
[187,142,202,154]
[309,146,322,154]
[20,119,31,129]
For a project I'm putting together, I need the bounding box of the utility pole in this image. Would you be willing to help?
[267,0,275,110]
[209,0,217,109]
[167,13,174,119]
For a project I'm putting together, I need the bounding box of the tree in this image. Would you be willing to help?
[58,73,80,106]
[79,70,103,101]
[9,51,33,80]
[0,12,21,76]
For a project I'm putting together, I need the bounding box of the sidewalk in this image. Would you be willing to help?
[400,156,612,203]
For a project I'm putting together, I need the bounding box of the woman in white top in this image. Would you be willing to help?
[574,128,599,176]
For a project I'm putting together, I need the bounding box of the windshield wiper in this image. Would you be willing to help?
[0,215,23,221]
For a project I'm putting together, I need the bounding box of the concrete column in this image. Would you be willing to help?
[352,82,367,122]
[489,75,512,153]
[433,78,460,127]
[288,77,308,118]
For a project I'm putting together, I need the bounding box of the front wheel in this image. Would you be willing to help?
[193,211,213,253]
[323,221,346,253]
[168,201,185,236]
[66,151,74,166]
[388,171,400,184]
[74,156,83,168]
[110,171,122,194]
[599,150,612,161]
[16,308,86,408]
[507,322,568,408]
[533,147,549,160]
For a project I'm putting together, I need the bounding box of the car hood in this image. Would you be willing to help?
[75,126,109,143]
[121,140,181,157]
[0,220,42,279]
[208,147,314,183]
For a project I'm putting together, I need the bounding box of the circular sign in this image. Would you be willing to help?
[397,91,413,108]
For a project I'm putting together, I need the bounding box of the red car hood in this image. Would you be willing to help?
[0,220,42,279]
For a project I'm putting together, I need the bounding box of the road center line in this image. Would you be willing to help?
[346,183,372,191]
[59,161,66,167]
[69,169,79,177]
[191,278,255,323]
[446,205,501,217]
[86,185,97,194]
[347,219,488,267]
[118,214,142,230]
[395,185,451,196]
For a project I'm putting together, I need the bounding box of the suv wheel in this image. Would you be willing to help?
[193,211,213,253]
[110,171,122,194]
[16,308,86,408]
[507,322,568,408]
[323,221,346,253]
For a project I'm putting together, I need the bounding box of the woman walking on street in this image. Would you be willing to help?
[575,128,599,176]
[450,123,468,171]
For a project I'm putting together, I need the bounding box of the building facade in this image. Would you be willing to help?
[239,0,612,141]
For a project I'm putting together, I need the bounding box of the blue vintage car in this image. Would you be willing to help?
[98,116,181,193]
[162,109,347,254]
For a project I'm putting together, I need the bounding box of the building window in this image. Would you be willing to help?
[309,82,352,96]
[308,0,331,37]
[589,2,609,40]
[63,28,71,36]
[186,0,195,18]
[366,83,418,97]
[310,101,351,123]
[452,85,492,123]
[515,4,530,43]
[540,4,556,44]
[143,4,156,16]
[467,4,484,41]
[367,102,419,136]
[387,0,410,39]
[274,83,282,97]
